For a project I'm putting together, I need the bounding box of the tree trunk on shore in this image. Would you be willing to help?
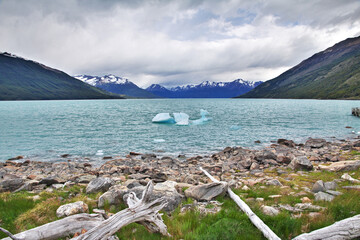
[293,214,360,240]
[1,181,170,240]
[199,167,281,240]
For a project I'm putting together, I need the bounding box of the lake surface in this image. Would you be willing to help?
[1,99,359,163]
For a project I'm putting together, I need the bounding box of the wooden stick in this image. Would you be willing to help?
[200,167,281,240]
[1,213,104,240]
[0,227,21,240]
[293,214,360,240]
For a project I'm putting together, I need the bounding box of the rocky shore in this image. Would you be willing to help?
[2,136,360,239]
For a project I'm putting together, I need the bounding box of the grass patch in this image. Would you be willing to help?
[0,192,36,238]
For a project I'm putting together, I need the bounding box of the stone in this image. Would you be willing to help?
[268,195,282,199]
[250,162,259,170]
[277,139,296,148]
[261,206,280,216]
[301,197,311,203]
[56,201,88,218]
[123,179,142,189]
[289,156,313,170]
[324,181,337,191]
[305,138,326,148]
[185,182,228,201]
[326,190,342,196]
[256,198,264,202]
[266,179,283,186]
[52,184,64,190]
[77,175,97,183]
[255,150,277,162]
[86,177,114,194]
[242,185,250,191]
[319,160,360,172]
[39,176,59,186]
[312,180,325,193]
[7,155,24,160]
[128,173,150,180]
[0,178,24,192]
[314,191,335,202]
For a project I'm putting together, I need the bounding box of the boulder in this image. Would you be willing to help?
[0,178,24,192]
[86,177,114,194]
[255,150,277,162]
[56,201,88,218]
[77,175,97,183]
[261,206,280,216]
[277,139,296,148]
[185,182,228,201]
[312,180,325,193]
[98,185,127,208]
[305,138,326,148]
[266,179,283,186]
[314,192,335,202]
[319,160,360,172]
[324,181,337,191]
[39,176,59,186]
[289,156,313,170]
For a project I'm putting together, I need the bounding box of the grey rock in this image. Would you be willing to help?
[277,139,296,148]
[77,175,97,183]
[56,201,88,218]
[289,156,313,170]
[255,150,277,162]
[305,138,326,148]
[312,180,326,193]
[261,206,280,216]
[324,181,337,191]
[39,176,59,186]
[86,177,114,194]
[0,178,24,192]
[128,173,150,180]
[315,191,335,202]
[185,182,228,201]
[123,179,142,189]
[326,190,343,196]
[266,179,283,186]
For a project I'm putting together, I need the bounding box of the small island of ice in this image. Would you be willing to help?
[152,110,210,126]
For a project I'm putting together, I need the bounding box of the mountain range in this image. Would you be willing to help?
[0,52,123,100]
[74,74,159,98]
[239,36,360,99]
[146,79,263,98]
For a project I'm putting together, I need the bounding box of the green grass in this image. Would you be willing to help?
[0,192,36,238]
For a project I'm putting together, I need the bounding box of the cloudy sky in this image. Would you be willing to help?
[1,0,360,87]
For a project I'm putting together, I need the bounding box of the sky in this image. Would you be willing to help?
[1,0,360,87]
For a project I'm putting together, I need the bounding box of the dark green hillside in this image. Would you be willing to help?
[0,53,124,100]
[238,36,360,99]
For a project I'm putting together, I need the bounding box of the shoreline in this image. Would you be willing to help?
[2,135,360,188]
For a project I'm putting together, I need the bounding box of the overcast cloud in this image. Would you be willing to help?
[0,0,359,87]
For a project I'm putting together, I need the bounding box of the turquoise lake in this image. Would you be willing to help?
[1,99,360,162]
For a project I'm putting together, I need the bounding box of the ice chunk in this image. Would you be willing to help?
[96,150,104,156]
[192,109,211,125]
[154,139,165,143]
[173,112,189,126]
[152,113,175,124]
[230,125,241,130]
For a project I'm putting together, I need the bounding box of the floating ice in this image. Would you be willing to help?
[152,113,176,124]
[192,109,211,125]
[152,110,210,126]
[154,139,165,143]
[173,112,189,126]
[96,150,104,156]
[230,125,241,130]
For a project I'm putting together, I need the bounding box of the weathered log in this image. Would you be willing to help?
[73,180,170,240]
[2,181,169,240]
[1,213,104,240]
[0,227,21,240]
[293,214,360,240]
[200,167,281,240]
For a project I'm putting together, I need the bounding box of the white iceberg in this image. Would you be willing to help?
[192,109,211,125]
[154,139,166,143]
[152,113,176,124]
[173,112,189,126]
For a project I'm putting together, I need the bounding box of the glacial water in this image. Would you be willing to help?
[1,98,360,163]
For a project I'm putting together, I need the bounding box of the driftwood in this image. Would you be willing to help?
[1,181,169,240]
[1,213,104,240]
[200,167,281,240]
[293,214,360,240]
[73,180,170,240]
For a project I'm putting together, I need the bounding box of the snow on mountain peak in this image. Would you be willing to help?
[74,74,129,86]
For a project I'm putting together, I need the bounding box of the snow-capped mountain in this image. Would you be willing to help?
[146,79,263,98]
[74,74,159,98]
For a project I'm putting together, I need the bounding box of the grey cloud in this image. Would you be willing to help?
[0,0,359,87]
